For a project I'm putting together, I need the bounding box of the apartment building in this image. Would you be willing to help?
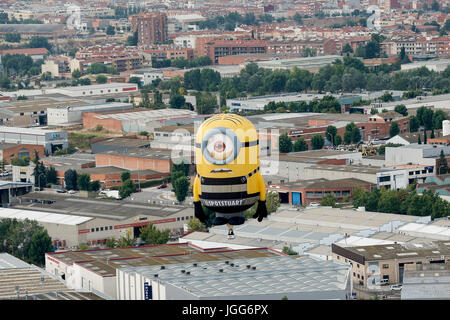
[130,12,168,46]
[41,55,72,78]
[197,39,268,64]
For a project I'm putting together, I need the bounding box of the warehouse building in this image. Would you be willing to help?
[6,83,138,100]
[401,263,450,300]
[117,255,352,300]
[95,148,191,172]
[47,102,133,126]
[0,98,86,127]
[0,126,68,154]
[206,207,429,259]
[0,253,73,299]
[91,137,151,154]
[45,243,279,299]
[270,178,375,205]
[83,108,205,133]
[0,143,44,162]
[10,193,195,248]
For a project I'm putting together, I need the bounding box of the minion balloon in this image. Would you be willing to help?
[193,114,268,232]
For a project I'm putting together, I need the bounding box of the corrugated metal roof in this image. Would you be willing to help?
[0,253,30,270]
[0,208,92,226]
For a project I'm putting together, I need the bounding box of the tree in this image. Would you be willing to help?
[72,69,82,79]
[424,130,427,144]
[117,236,136,247]
[389,122,400,137]
[342,43,353,54]
[326,125,338,146]
[96,75,107,84]
[418,134,422,144]
[431,0,439,11]
[321,194,338,207]
[292,13,303,24]
[106,25,116,35]
[370,108,378,114]
[422,108,434,130]
[121,171,131,183]
[64,169,78,190]
[5,33,21,43]
[77,173,91,191]
[195,92,217,114]
[293,138,308,152]
[28,230,52,266]
[119,179,136,199]
[90,180,101,192]
[33,162,47,189]
[173,176,190,203]
[311,134,325,150]
[245,192,280,220]
[105,237,116,248]
[170,94,186,109]
[126,31,138,46]
[139,223,170,245]
[187,218,205,232]
[408,115,420,132]
[279,133,293,153]
[128,76,142,88]
[86,62,107,74]
[334,135,342,146]
[438,150,448,175]
[28,36,52,51]
[47,166,57,184]
[394,104,408,116]
[282,246,298,255]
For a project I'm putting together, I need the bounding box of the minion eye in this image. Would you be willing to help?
[202,128,240,165]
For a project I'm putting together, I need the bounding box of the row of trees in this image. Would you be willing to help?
[104,222,170,248]
[63,169,100,192]
[264,95,341,114]
[215,58,450,101]
[352,187,450,219]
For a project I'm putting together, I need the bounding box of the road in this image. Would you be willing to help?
[126,185,193,206]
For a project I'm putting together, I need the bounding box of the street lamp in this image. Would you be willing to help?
[37,173,46,191]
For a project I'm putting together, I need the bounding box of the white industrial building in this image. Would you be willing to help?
[396,222,450,241]
[0,126,68,154]
[6,83,138,99]
[184,207,431,260]
[47,102,132,126]
[116,255,352,300]
[45,243,282,299]
[129,69,163,86]
[385,144,450,167]
[376,164,435,190]
[400,59,450,72]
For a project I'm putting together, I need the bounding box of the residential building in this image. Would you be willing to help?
[41,55,72,78]
[377,164,435,190]
[197,39,267,64]
[131,12,168,46]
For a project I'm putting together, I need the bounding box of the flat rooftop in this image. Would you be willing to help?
[0,207,93,226]
[278,178,375,190]
[0,126,64,135]
[98,147,189,161]
[337,241,450,261]
[306,164,382,174]
[93,108,197,121]
[15,193,190,221]
[48,243,279,277]
[119,255,350,298]
[92,137,151,149]
[0,99,86,113]
[77,166,165,176]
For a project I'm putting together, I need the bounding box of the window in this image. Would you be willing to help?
[177,217,180,221]
[96,228,99,231]
[383,264,389,269]
[379,176,391,182]
[109,226,113,230]
[20,113,24,116]
[91,228,94,232]
[361,276,364,280]
[353,272,356,276]
[181,217,185,220]
[357,264,360,268]
[100,227,104,231]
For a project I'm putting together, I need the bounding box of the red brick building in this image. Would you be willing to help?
[197,39,268,64]
[0,144,45,163]
[130,12,168,46]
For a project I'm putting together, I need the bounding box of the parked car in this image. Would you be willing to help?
[157,184,168,189]
[309,202,320,207]
[391,284,402,291]
[67,190,76,194]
